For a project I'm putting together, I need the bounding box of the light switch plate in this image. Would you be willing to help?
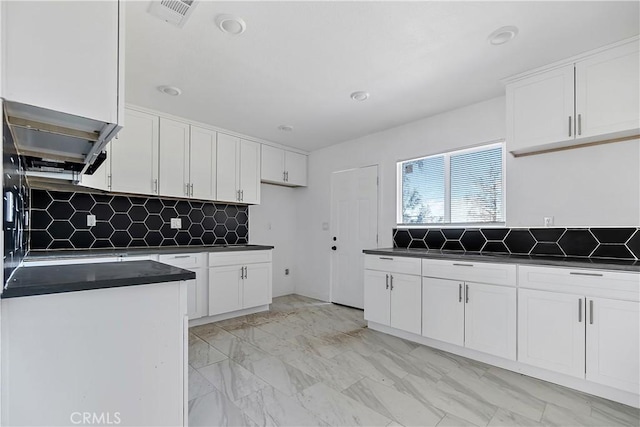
[86,214,96,227]
[170,218,182,229]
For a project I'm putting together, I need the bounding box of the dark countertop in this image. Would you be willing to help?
[25,244,275,261]
[2,260,196,299]
[363,248,640,272]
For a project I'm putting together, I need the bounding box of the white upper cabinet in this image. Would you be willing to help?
[575,42,640,138]
[506,65,575,152]
[2,1,122,124]
[284,151,308,186]
[216,133,241,203]
[505,38,639,156]
[159,118,190,198]
[189,126,217,201]
[261,145,308,187]
[109,109,159,196]
[216,133,261,204]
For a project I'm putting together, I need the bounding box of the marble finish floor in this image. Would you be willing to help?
[188,295,639,427]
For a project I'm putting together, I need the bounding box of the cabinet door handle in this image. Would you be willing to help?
[458,283,462,303]
[153,178,158,193]
[465,284,469,303]
[283,171,286,182]
[578,114,582,136]
[453,263,474,267]
[240,190,244,201]
[190,183,194,197]
[244,266,248,279]
[578,298,583,323]
[569,271,603,277]
[379,257,394,260]
[173,255,190,259]
[589,299,594,324]
[237,190,241,201]
[390,275,394,291]
[185,183,190,196]
[240,266,245,279]
[285,171,289,182]
[107,174,112,190]
[385,274,389,290]
[568,116,572,137]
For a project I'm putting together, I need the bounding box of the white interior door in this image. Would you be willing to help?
[330,165,378,309]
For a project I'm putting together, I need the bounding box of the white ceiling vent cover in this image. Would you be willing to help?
[148,0,197,28]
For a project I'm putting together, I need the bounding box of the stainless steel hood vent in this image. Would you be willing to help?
[3,101,120,179]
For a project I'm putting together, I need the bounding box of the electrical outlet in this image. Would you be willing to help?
[170,218,182,229]
[86,214,96,227]
[543,216,554,227]
[285,268,290,276]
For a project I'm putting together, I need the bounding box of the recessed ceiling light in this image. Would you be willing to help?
[350,91,370,102]
[488,26,519,45]
[278,125,294,132]
[216,14,246,35]
[157,85,182,96]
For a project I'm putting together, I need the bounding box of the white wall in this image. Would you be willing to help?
[293,95,640,301]
[249,184,298,297]
[506,138,640,226]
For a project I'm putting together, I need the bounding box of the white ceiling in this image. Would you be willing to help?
[125,1,639,152]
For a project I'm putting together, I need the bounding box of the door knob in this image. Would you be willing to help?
[331,246,337,251]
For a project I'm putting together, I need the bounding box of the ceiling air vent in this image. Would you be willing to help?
[148,0,197,28]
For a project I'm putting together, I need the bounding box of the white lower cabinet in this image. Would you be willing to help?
[586,297,640,393]
[422,278,464,346]
[519,289,640,394]
[158,253,208,320]
[208,251,272,316]
[518,288,586,377]
[422,277,516,359]
[364,256,422,335]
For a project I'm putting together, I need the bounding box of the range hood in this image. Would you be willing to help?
[3,101,120,180]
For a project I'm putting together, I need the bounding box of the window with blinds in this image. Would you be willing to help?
[398,142,504,225]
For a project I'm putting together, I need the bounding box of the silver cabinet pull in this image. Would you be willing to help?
[283,171,286,182]
[173,255,190,259]
[244,266,248,279]
[190,183,194,197]
[569,116,572,137]
[240,266,245,279]
[569,271,603,277]
[379,257,394,260]
[385,274,389,290]
[578,298,583,322]
[185,183,190,196]
[285,171,289,182]
[458,283,462,303]
[153,178,158,194]
[453,263,474,267]
[240,190,244,201]
[237,190,241,201]
[589,300,594,324]
[578,114,582,136]
[465,284,469,303]
[107,174,112,190]
[390,275,394,291]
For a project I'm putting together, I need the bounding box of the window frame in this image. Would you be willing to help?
[396,140,506,227]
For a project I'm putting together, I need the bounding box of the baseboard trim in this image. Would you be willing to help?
[188,305,269,327]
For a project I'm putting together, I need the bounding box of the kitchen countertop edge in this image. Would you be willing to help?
[25,244,275,261]
[363,248,640,272]
[2,261,197,299]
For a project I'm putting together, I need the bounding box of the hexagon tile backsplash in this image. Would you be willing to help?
[30,189,248,250]
[393,227,640,260]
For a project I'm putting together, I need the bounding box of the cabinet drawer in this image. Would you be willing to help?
[209,250,272,267]
[422,259,516,287]
[159,253,204,269]
[364,255,421,275]
[518,265,639,301]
